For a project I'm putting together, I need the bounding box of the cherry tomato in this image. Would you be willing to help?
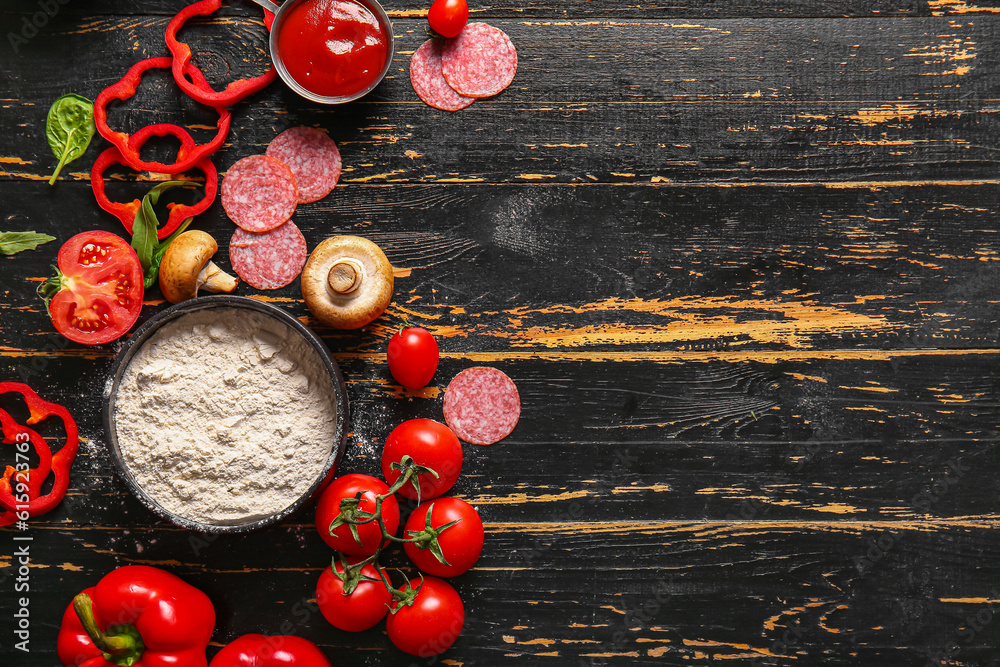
[382,419,462,501]
[404,497,484,577]
[316,559,391,632]
[427,0,469,39]
[387,326,439,390]
[387,576,465,656]
[40,231,144,345]
[315,474,400,556]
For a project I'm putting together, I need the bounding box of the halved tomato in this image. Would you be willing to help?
[39,231,144,345]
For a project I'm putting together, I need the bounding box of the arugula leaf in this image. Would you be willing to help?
[132,197,158,274]
[0,232,56,256]
[149,218,194,281]
[129,180,198,288]
[46,94,96,186]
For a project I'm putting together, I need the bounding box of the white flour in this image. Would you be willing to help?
[114,308,339,525]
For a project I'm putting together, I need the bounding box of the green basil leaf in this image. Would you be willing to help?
[0,232,56,256]
[46,94,95,186]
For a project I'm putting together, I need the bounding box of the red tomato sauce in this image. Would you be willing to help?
[277,0,389,99]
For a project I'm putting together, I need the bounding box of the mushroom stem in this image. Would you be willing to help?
[328,258,363,295]
[301,236,394,329]
[198,261,239,294]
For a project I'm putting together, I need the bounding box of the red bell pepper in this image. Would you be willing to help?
[91,124,219,240]
[94,57,231,174]
[166,0,278,107]
[210,635,332,667]
[0,383,78,526]
[57,565,216,667]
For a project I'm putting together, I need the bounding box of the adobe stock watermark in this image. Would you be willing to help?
[853,453,973,577]
[11,464,33,654]
[576,575,677,667]
[923,591,1000,666]
[8,0,73,54]
[519,448,639,569]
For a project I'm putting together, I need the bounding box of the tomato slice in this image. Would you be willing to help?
[41,231,144,345]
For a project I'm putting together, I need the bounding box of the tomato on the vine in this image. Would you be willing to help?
[316,558,391,632]
[427,0,469,39]
[404,497,484,577]
[315,474,400,556]
[387,576,465,656]
[38,231,144,345]
[387,326,439,390]
[382,419,462,501]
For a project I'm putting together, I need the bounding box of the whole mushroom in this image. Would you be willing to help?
[301,236,393,329]
[159,230,239,304]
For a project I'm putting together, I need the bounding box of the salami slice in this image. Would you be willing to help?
[443,367,520,445]
[266,127,342,204]
[221,155,298,232]
[411,38,475,112]
[229,220,308,290]
[441,23,518,98]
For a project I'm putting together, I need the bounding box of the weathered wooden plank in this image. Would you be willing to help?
[1,17,998,183]
[1,3,997,666]
[3,181,997,352]
[1,347,998,522]
[0,0,957,21]
[3,521,999,665]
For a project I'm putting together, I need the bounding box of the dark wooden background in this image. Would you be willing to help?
[1,0,999,664]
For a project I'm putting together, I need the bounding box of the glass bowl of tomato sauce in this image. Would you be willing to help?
[266,0,394,104]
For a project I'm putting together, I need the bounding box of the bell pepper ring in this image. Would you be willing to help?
[166,0,278,108]
[0,382,78,525]
[57,565,216,667]
[91,127,219,241]
[94,56,231,174]
[90,122,196,231]
[209,634,332,667]
[0,419,50,527]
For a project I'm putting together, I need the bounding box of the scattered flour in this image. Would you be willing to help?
[114,308,339,525]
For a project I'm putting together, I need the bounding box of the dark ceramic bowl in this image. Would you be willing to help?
[102,296,349,534]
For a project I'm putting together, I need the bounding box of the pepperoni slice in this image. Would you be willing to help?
[221,155,298,232]
[411,39,475,112]
[443,367,521,445]
[441,23,518,98]
[266,127,342,204]
[229,220,308,290]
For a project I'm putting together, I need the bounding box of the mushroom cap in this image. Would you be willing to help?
[301,236,394,329]
[159,230,219,304]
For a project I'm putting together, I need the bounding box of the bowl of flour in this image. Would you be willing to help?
[103,296,349,533]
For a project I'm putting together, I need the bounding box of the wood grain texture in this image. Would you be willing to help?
[5,0,1000,18]
[0,0,998,665]
[1,15,998,184]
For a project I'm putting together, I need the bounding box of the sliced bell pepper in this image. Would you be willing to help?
[94,56,231,174]
[91,124,218,240]
[0,383,78,526]
[209,635,332,667]
[0,417,49,527]
[57,565,216,667]
[166,0,278,108]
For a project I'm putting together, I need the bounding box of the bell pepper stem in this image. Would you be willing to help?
[73,593,111,652]
[72,593,144,662]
